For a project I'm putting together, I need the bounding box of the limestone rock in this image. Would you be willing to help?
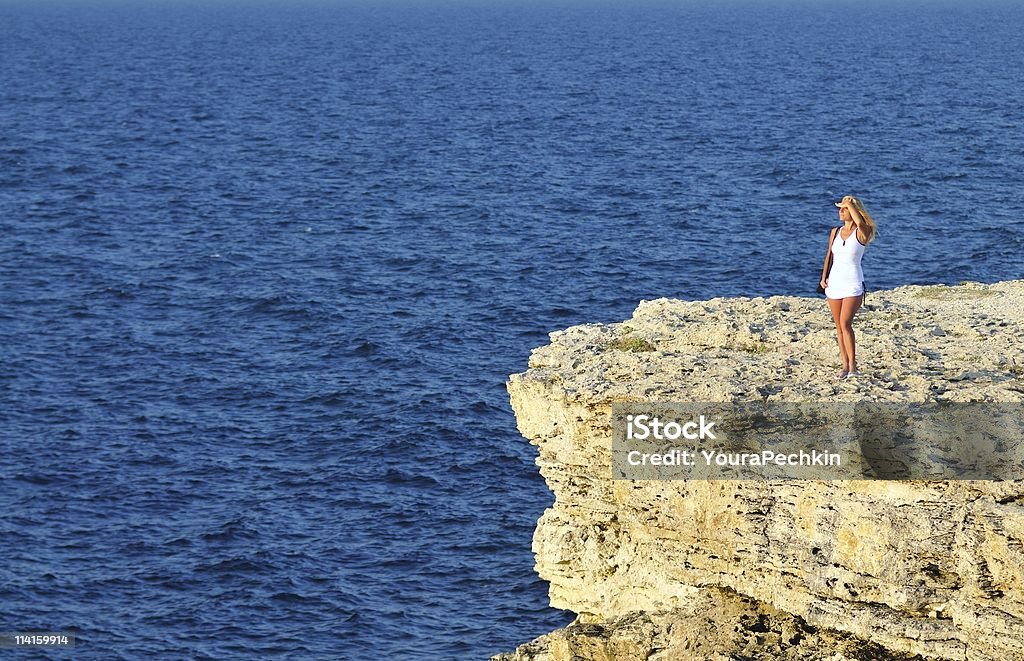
[498,281,1024,661]
[494,588,929,661]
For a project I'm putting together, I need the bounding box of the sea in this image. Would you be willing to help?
[1,1,1023,659]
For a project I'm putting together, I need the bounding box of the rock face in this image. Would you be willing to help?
[493,587,929,661]
[497,281,1024,661]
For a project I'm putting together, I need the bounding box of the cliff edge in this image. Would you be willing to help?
[496,281,1024,661]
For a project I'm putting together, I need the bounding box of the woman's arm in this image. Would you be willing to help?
[846,204,867,243]
[820,228,836,288]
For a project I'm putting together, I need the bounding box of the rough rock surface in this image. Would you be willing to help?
[493,587,929,661]
[497,281,1024,661]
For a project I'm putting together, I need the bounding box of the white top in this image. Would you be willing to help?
[824,226,865,299]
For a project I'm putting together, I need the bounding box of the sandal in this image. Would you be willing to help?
[835,369,849,379]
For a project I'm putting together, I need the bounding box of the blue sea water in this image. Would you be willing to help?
[1,2,1023,659]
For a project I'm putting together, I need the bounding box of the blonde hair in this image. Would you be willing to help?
[841,195,877,244]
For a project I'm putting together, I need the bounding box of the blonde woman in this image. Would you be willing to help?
[819,195,877,379]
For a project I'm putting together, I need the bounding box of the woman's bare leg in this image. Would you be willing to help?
[839,295,863,372]
[827,297,848,372]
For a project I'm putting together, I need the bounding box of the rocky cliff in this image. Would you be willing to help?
[496,281,1024,661]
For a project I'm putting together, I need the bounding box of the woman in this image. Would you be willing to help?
[819,195,877,379]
